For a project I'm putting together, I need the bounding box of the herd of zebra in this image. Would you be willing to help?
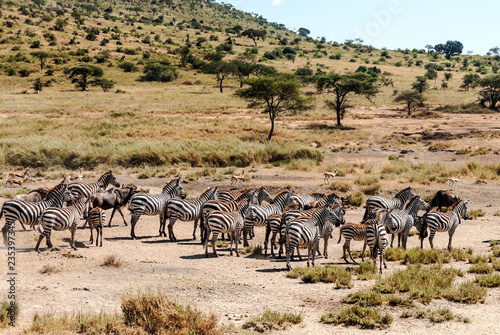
[0,171,470,273]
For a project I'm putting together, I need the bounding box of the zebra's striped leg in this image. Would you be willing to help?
[242,220,252,247]
[360,241,367,262]
[447,227,457,251]
[19,222,27,231]
[402,228,411,250]
[264,223,271,256]
[35,234,45,253]
[428,230,436,249]
[98,226,102,247]
[390,233,395,248]
[322,235,330,259]
[158,211,166,237]
[70,226,77,250]
[204,226,211,257]
[89,221,94,245]
[46,233,53,249]
[211,232,219,257]
[167,217,177,242]
[2,221,12,246]
[270,231,278,258]
[130,214,140,239]
[342,239,350,263]
[235,229,241,257]
[192,218,198,240]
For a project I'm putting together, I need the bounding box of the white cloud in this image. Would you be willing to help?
[272,0,282,6]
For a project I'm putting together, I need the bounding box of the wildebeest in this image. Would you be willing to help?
[89,186,139,227]
[429,190,460,211]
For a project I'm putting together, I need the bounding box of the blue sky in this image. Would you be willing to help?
[217,0,499,55]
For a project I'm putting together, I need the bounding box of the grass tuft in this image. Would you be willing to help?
[39,265,61,275]
[444,281,487,304]
[386,295,415,308]
[342,291,383,307]
[476,274,500,287]
[385,247,405,261]
[404,248,451,264]
[468,262,493,274]
[353,261,378,280]
[468,209,486,220]
[287,266,352,288]
[321,305,392,329]
[101,255,126,268]
[242,309,302,332]
[0,300,19,328]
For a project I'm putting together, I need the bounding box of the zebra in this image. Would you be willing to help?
[204,198,252,257]
[217,187,272,204]
[35,195,89,252]
[290,193,325,209]
[317,204,345,259]
[304,192,347,211]
[68,170,120,198]
[419,200,469,251]
[87,200,105,247]
[338,221,371,263]
[128,177,186,239]
[380,195,430,249]
[1,178,73,245]
[163,186,219,242]
[285,204,337,270]
[366,216,389,274]
[264,203,300,257]
[242,191,293,247]
[200,188,258,243]
[362,186,416,221]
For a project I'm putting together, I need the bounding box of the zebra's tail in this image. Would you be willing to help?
[36,218,44,235]
[418,214,429,239]
[337,226,343,244]
[0,204,3,220]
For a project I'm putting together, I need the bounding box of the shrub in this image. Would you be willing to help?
[328,181,351,192]
[40,265,60,274]
[476,273,500,287]
[385,247,405,261]
[342,291,383,307]
[118,61,139,72]
[5,68,17,76]
[140,61,179,82]
[468,209,485,219]
[0,300,19,328]
[444,281,486,304]
[353,261,378,280]
[101,255,125,268]
[355,176,380,195]
[346,191,364,207]
[300,266,352,288]
[243,310,302,332]
[386,295,415,308]
[468,262,493,274]
[404,248,451,264]
[321,306,392,329]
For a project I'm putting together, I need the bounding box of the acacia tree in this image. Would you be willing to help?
[65,64,103,91]
[412,76,430,93]
[460,73,480,91]
[235,74,312,141]
[314,72,379,127]
[477,74,500,109]
[434,40,463,59]
[241,29,266,46]
[201,61,237,93]
[394,91,426,115]
[30,51,49,71]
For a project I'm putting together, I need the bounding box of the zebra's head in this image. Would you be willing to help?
[329,204,345,227]
[461,201,469,220]
[108,170,121,188]
[176,183,186,199]
[258,187,273,205]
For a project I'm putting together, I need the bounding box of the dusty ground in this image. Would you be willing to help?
[1,108,500,334]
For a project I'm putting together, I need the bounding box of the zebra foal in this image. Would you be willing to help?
[363,186,415,221]
[87,200,105,247]
[366,217,389,274]
[68,170,120,198]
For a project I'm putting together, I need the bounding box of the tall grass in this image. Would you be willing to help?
[287,266,352,288]
[0,300,18,328]
[321,305,393,329]
[242,310,302,332]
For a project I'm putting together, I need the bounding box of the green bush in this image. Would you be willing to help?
[342,291,383,307]
[140,61,179,82]
[321,306,392,329]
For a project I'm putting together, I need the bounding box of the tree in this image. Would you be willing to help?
[241,29,266,46]
[412,76,429,93]
[477,75,500,109]
[231,60,254,87]
[140,61,179,82]
[460,73,480,91]
[394,90,426,115]
[434,40,463,59]
[314,72,379,127]
[90,78,115,92]
[65,64,103,91]
[444,72,453,81]
[32,78,43,93]
[235,75,312,141]
[30,51,49,71]
[298,27,310,37]
[201,61,237,93]
[425,68,438,88]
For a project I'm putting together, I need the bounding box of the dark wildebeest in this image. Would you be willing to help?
[429,190,460,211]
[89,186,138,227]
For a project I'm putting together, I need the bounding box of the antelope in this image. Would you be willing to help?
[76,167,83,181]
[4,176,30,189]
[323,169,338,183]
[447,174,461,190]
[8,167,32,183]
[230,170,246,186]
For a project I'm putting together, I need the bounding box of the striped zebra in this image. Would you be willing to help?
[338,222,371,263]
[217,187,272,204]
[317,204,345,259]
[419,200,469,251]
[87,201,105,247]
[242,191,293,247]
[290,193,325,209]
[163,187,219,242]
[1,178,73,245]
[35,195,89,252]
[200,189,259,243]
[204,198,252,257]
[285,204,337,270]
[366,216,389,274]
[381,195,430,249]
[128,177,186,239]
[68,170,120,198]
[303,192,347,211]
[264,203,300,257]
[362,186,415,221]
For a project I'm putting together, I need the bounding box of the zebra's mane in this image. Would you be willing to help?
[69,195,86,205]
[376,209,389,221]
[97,170,113,181]
[45,181,67,198]
[284,203,300,211]
[451,200,463,210]
[199,186,217,198]
[234,188,254,200]
[162,177,180,192]
[271,190,289,203]
[395,186,412,198]
[404,195,420,209]
[311,192,326,198]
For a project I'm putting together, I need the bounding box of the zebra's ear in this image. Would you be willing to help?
[464,200,469,204]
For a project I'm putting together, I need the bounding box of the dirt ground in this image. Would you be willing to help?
[1,108,500,334]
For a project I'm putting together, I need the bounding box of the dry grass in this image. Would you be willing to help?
[101,255,126,268]
[39,265,61,275]
[321,305,393,329]
[0,300,18,328]
[242,309,302,333]
[287,266,352,288]
[401,308,470,323]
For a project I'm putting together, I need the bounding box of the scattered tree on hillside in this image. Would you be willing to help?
[477,74,500,109]
[412,76,430,93]
[434,40,463,59]
[201,60,237,93]
[394,90,426,115]
[65,64,103,91]
[30,51,49,71]
[425,67,438,88]
[32,78,43,93]
[90,77,115,92]
[460,73,480,91]
[235,74,312,141]
[241,29,266,46]
[298,27,310,37]
[314,72,379,127]
[140,61,179,82]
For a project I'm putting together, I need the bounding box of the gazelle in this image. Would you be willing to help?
[447,174,461,190]
[76,167,83,181]
[324,169,338,183]
[231,170,246,186]
[8,167,32,183]
[4,176,30,189]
